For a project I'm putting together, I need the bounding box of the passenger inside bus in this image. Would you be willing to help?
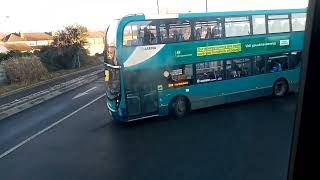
[171,29,183,42]
[195,28,202,40]
[143,27,156,45]
[212,25,221,38]
[270,62,283,72]
[205,27,212,39]
[232,62,242,76]
[255,59,266,74]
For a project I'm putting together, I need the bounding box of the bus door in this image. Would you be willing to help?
[125,70,159,117]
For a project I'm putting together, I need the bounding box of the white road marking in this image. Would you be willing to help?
[0,94,106,160]
[72,87,97,100]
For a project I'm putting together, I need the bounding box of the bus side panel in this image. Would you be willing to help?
[188,82,226,110]
[222,76,270,104]
[290,32,305,51]
[159,69,300,113]
[160,76,268,112]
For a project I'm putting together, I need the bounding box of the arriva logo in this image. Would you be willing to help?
[280,39,290,46]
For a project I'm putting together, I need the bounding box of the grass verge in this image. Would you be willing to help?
[0,63,102,97]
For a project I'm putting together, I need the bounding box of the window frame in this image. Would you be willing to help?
[224,15,252,38]
[291,12,307,32]
[164,64,195,88]
[159,19,193,44]
[267,13,291,34]
[267,53,290,72]
[225,57,253,79]
[122,20,159,47]
[252,14,267,35]
[195,60,225,83]
[192,16,225,41]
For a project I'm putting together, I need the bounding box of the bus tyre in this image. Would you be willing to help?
[171,96,189,118]
[273,79,288,97]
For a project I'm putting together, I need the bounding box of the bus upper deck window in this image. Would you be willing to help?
[165,20,191,43]
[268,14,290,33]
[225,16,251,37]
[292,13,307,32]
[123,21,157,46]
[252,15,266,35]
[194,18,223,40]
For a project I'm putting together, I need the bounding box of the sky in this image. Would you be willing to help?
[0,0,309,33]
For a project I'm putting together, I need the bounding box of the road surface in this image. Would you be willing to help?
[0,77,298,180]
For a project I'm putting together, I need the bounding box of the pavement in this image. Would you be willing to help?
[0,76,298,180]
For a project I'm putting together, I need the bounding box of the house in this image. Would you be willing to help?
[1,31,104,55]
[84,31,105,56]
[3,43,33,52]
[1,32,54,52]
[20,32,54,49]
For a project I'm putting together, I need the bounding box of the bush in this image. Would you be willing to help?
[81,54,103,67]
[2,56,48,84]
[0,51,34,62]
[39,46,88,71]
[0,53,10,62]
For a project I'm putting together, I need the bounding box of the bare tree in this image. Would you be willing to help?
[52,24,88,68]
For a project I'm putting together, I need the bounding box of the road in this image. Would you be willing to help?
[0,77,298,180]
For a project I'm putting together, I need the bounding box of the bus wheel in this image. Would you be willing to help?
[273,79,288,97]
[171,96,189,118]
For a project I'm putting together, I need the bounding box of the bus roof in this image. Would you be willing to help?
[178,8,307,18]
[129,8,307,20]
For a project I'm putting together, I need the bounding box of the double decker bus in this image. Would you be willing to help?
[104,8,306,122]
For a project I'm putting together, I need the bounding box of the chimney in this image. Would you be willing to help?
[20,32,24,39]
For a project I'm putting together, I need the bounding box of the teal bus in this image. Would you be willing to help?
[104,8,306,122]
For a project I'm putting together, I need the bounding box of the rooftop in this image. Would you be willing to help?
[0,33,7,41]
[2,33,25,42]
[4,43,33,52]
[22,32,54,41]
[87,31,105,38]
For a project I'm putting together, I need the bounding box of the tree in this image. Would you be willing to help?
[52,24,88,68]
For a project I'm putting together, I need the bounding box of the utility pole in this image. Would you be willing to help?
[206,0,208,12]
[157,0,160,15]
